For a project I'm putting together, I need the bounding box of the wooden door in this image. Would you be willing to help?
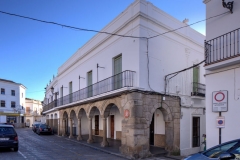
[111,115,114,139]
[149,114,154,145]
[95,115,99,135]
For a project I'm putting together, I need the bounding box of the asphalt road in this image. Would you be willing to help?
[0,128,177,160]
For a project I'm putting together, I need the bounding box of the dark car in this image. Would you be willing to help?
[184,139,240,160]
[36,124,53,135]
[0,124,18,151]
[32,122,42,132]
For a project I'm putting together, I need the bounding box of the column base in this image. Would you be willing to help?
[69,135,74,139]
[87,139,93,143]
[62,133,66,137]
[101,141,109,147]
[77,136,83,141]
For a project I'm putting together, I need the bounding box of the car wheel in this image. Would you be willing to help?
[13,147,18,152]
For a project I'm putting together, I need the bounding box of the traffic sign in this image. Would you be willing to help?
[216,116,225,128]
[212,91,228,112]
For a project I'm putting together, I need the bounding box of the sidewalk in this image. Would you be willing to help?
[55,134,186,160]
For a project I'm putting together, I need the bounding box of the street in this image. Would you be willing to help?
[0,128,177,160]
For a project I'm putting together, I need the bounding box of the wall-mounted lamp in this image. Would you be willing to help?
[181,112,183,119]
[97,63,105,82]
[222,0,234,13]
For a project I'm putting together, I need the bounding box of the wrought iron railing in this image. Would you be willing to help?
[205,28,240,65]
[191,82,205,97]
[43,70,135,112]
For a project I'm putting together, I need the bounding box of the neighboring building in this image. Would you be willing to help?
[42,0,205,158]
[25,98,45,127]
[204,0,240,149]
[0,78,26,127]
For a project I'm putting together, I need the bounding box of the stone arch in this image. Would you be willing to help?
[88,106,99,118]
[102,98,122,116]
[54,113,58,119]
[78,108,87,119]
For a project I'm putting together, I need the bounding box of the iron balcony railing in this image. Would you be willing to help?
[191,82,206,97]
[205,28,240,65]
[43,70,135,112]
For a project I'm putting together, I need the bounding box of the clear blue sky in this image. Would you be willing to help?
[0,0,205,101]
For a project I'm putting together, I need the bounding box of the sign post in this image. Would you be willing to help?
[212,90,228,145]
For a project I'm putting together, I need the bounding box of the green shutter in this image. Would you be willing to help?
[87,71,93,97]
[114,55,122,75]
[87,71,92,86]
[193,67,199,93]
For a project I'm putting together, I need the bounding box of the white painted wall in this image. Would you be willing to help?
[204,0,240,149]
[0,79,26,124]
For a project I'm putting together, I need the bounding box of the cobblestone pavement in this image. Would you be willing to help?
[0,128,180,160]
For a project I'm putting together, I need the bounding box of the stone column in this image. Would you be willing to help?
[87,118,93,143]
[69,118,73,139]
[77,118,82,140]
[58,118,61,136]
[101,117,108,147]
[62,119,66,137]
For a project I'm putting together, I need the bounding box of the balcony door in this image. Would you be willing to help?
[193,67,199,93]
[87,71,93,97]
[113,55,122,89]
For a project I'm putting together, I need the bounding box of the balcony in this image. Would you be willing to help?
[191,82,205,98]
[205,28,240,70]
[43,70,135,112]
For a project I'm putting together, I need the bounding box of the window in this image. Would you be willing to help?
[1,88,5,95]
[113,55,122,89]
[11,90,15,96]
[87,71,93,97]
[203,141,238,158]
[22,93,23,98]
[11,101,15,108]
[192,117,200,147]
[1,100,5,107]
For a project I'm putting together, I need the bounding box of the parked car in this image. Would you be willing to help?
[0,123,15,128]
[0,124,18,151]
[36,124,53,135]
[185,139,240,160]
[32,122,43,132]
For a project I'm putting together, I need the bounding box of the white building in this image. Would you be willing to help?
[25,98,45,127]
[0,78,26,127]
[43,0,205,157]
[204,0,240,149]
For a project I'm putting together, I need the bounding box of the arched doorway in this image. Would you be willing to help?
[102,103,122,147]
[149,109,165,147]
[87,106,100,143]
[69,110,77,138]
[63,111,68,136]
[77,108,88,140]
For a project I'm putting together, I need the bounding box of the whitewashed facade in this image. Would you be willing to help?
[204,0,240,149]
[0,78,26,127]
[25,98,45,127]
[43,0,205,157]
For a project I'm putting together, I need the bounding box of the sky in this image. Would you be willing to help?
[0,0,206,101]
